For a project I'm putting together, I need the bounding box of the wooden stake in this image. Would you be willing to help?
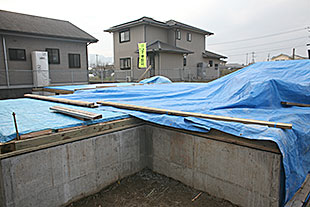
[96,101,292,129]
[12,112,20,140]
[24,94,97,108]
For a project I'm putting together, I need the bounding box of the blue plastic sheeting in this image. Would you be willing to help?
[139,76,172,84]
[44,83,137,92]
[0,98,128,143]
[57,60,310,204]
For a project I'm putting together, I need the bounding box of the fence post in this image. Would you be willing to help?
[71,70,73,84]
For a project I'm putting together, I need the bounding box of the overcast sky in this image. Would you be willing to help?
[1,0,309,64]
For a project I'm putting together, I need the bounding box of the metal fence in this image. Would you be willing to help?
[0,67,221,88]
[108,67,220,82]
[0,69,90,88]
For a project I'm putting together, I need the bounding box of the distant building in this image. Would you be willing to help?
[0,10,98,99]
[224,63,244,70]
[271,53,306,61]
[105,17,226,81]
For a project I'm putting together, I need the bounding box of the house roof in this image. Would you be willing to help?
[105,17,169,32]
[166,20,213,35]
[105,17,213,36]
[202,50,227,59]
[0,10,98,43]
[145,40,193,54]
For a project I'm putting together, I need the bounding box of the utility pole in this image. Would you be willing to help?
[251,52,255,64]
[307,43,310,59]
[96,54,98,68]
[267,53,270,61]
[292,48,295,60]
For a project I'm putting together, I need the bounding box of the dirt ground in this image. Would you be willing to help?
[67,169,239,207]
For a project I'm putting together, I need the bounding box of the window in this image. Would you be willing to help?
[209,60,213,67]
[68,54,81,68]
[176,30,181,40]
[46,48,60,64]
[9,48,26,61]
[187,33,192,42]
[120,58,131,70]
[215,63,219,70]
[119,30,130,43]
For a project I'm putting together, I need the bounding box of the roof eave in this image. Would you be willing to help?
[104,19,169,33]
[0,29,98,43]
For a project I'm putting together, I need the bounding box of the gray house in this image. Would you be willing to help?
[0,10,98,98]
[105,17,226,81]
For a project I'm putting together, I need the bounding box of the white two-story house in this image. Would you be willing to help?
[105,17,226,81]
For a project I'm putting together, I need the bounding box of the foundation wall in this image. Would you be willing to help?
[145,125,283,207]
[0,126,146,207]
[0,122,284,207]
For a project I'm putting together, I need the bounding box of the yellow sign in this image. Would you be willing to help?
[138,43,147,68]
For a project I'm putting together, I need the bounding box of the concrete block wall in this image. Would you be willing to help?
[0,126,145,207]
[145,125,283,207]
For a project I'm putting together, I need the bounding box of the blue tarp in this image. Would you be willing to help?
[0,60,309,204]
[56,60,310,204]
[0,99,128,143]
[139,76,172,84]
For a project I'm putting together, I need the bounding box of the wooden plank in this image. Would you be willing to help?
[43,88,74,94]
[20,129,53,140]
[286,174,310,207]
[0,118,142,157]
[281,101,310,107]
[24,94,97,108]
[137,65,152,82]
[97,101,292,129]
[50,106,102,120]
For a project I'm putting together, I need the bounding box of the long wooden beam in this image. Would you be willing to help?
[281,101,310,107]
[97,101,292,129]
[24,94,97,108]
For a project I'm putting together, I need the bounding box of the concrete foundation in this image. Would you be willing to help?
[146,125,283,207]
[0,120,284,207]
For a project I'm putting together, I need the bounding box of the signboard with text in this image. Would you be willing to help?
[138,43,147,68]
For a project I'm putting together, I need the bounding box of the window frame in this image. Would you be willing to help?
[46,48,60,64]
[187,33,192,42]
[8,48,26,61]
[176,30,181,40]
[119,29,130,43]
[120,57,131,70]
[209,60,213,67]
[215,63,219,70]
[68,53,81,68]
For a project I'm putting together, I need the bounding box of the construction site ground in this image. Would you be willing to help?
[67,168,239,207]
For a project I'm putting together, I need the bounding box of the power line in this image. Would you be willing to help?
[215,36,308,52]
[226,44,306,57]
[209,26,309,46]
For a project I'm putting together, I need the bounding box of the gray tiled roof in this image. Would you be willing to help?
[202,50,227,59]
[0,10,98,42]
[105,17,213,36]
[105,17,169,32]
[166,20,213,35]
[146,40,193,54]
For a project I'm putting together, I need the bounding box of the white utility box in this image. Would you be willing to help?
[31,51,49,87]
